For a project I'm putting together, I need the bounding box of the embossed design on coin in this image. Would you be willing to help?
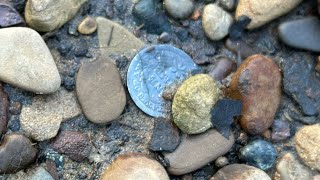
[127,45,199,117]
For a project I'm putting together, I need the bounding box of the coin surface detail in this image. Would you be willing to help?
[127,45,199,117]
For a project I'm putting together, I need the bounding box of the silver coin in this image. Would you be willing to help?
[127,44,200,117]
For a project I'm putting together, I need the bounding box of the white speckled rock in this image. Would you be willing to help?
[20,88,81,141]
[202,4,233,41]
[236,0,303,29]
[0,27,61,94]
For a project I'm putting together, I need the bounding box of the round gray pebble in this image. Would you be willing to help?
[164,0,194,19]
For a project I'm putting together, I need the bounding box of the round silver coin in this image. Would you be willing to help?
[127,44,200,117]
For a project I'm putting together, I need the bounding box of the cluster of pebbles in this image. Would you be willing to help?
[0,0,320,179]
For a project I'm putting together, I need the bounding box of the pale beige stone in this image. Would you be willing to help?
[78,16,97,35]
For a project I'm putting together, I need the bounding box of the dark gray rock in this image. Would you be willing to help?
[279,17,320,52]
[149,118,180,152]
[0,83,8,137]
[0,3,24,27]
[208,57,236,81]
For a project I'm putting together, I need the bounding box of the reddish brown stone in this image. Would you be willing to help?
[191,8,201,20]
[0,83,8,137]
[46,160,59,180]
[227,55,281,134]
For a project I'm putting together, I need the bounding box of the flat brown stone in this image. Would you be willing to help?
[0,83,8,137]
[226,54,281,134]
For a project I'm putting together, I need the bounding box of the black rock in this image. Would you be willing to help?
[282,52,320,116]
[0,3,24,27]
[229,15,251,40]
[211,99,242,138]
[279,17,320,52]
[132,0,171,34]
[240,139,277,171]
[149,118,180,152]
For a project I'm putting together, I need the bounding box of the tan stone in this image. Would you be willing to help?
[236,0,302,29]
[295,124,320,171]
[100,153,169,180]
[227,54,281,135]
[78,16,97,35]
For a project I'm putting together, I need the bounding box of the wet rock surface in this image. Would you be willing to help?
[0,83,8,137]
[0,2,24,27]
[0,133,37,174]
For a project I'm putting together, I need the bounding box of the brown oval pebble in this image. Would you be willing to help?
[100,153,169,180]
[51,131,92,162]
[295,124,320,171]
[76,58,126,124]
[0,133,37,174]
[209,57,236,81]
[226,54,281,134]
[211,164,271,180]
[78,16,97,35]
[0,83,8,137]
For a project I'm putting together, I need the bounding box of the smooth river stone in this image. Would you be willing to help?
[0,27,61,94]
[163,129,234,175]
[76,58,126,124]
[0,3,24,27]
[278,17,320,52]
[0,83,8,137]
[236,0,302,29]
[226,55,281,135]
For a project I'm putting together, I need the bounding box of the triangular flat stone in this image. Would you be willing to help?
[279,17,320,52]
[0,27,61,94]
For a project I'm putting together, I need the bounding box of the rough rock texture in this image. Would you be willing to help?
[76,58,126,124]
[227,55,281,134]
[0,27,61,94]
[30,167,54,180]
[0,83,8,137]
[78,16,97,35]
[0,133,37,174]
[100,153,169,180]
[51,131,92,162]
[211,164,271,180]
[20,88,81,141]
[164,0,194,19]
[172,74,221,134]
[236,0,303,29]
[274,153,312,180]
[0,3,24,27]
[163,129,234,175]
[25,0,87,32]
[202,4,233,41]
[295,124,320,171]
[96,17,145,57]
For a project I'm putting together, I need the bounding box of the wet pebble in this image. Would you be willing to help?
[51,131,92,162]
[20,88,81,141]
[164,0,194,19]
[31,167,54,180]
[163,129,234,175]
[271,120,291,142]
[202,4,233,41]
[25,0,87,32]
[76,58,126,124]
[278,17,320,52]
[158,32,171,43]
[240,139,277,171]
[0,3,24,27]
[295,124,320,171]
[78,16,97,35]
[0,83,8,137]
[227,55,281,134]
[208,57,236,81]
[236,0,303,29]
[100,153,169,180]
[149,118,180,152]
[0,27,61,94]
[274,153,312,180]
[211,164,271,180]
[0,133,37,174]
[172,74,221,134]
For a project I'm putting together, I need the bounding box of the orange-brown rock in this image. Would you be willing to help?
[100,153,169,180]
[227,55,281,134]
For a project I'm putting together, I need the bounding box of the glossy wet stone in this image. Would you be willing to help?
[271,119,290,142]
[51,131,91,162]
[100,153,169,180]
[164,0,194,19]
[208,57,236,81]
[76,58,126,124]
[0,83,8,137]
[0,133,37,174]
[172,74,221,134]
[295,124,320,171]
[227,55,281,134]
[163,129,234,175]
[211,99,242,138]
[149,118,180,152]
[279,17,320,52]
[211,164,271,180]
[0,3,24,27]
[240,139,277,171]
